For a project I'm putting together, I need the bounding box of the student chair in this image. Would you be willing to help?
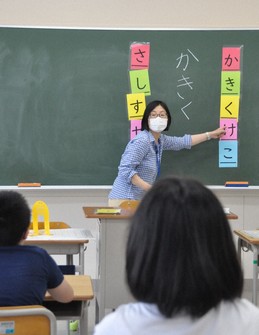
[119,200,140,210]
[0,305,57,335]
[29,221,71,230]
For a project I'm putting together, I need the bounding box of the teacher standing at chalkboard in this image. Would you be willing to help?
[108,100,225,206]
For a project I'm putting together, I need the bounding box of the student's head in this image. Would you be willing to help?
[126,176,243,318]
[141,100,172,131]
[0,191,31,246]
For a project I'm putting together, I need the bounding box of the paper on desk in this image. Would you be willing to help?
[95,208,121,214]
[243,230,259,239]
[27,228,94,240]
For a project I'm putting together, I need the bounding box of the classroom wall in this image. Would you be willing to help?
[0,0,258,28]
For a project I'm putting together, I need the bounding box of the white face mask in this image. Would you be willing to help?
[149,117,168,133]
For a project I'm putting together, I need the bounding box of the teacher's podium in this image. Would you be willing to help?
[83,202,139,321]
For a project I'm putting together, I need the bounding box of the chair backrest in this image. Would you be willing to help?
[0,305,57,335]
[29,221,71,230]
[119,200,140,210]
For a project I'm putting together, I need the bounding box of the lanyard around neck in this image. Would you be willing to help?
[154,143,161,177]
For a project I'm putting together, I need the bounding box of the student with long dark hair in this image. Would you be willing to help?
[95,176,259,335]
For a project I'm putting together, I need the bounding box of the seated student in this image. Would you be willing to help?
[94,176,259,335]
[0,190,74,306]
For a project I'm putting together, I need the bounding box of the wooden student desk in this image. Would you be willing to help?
[25,227,94,274]
[234,230,259,305]
[83,206,238,322]
[44,275,94,335]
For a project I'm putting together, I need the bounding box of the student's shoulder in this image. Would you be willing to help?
[94,304,134,335]
[19,245,50,257]
[221,299,259,325]
[94,302,155,335]
[238,298,259,315]
[231,299,259,332]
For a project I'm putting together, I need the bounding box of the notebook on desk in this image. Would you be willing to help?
[27,228,94,241]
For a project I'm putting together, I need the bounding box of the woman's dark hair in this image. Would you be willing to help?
[0,191,31,246]
[141,100,172,131]
[126,176,243,318]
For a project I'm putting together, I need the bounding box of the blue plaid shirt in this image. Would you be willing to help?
[109,130,192,200]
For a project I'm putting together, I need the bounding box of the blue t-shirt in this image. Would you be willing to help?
[109,130,192,200]
[0,245,64,306]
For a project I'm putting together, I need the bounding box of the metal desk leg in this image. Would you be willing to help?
[237,237,242,263]
[95,298,100,324]
[79,244,85,274]
[66,254,73,265]
[65,244,85,274]
[252,245,258,305]
[79,301,89,335]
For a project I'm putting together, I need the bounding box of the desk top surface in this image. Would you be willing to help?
[25,228,94,244]
[83,206,238,220]
[45,275,94,301]
[234,230,259,244]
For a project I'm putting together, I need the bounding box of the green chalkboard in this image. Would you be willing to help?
[0,28,258,185]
